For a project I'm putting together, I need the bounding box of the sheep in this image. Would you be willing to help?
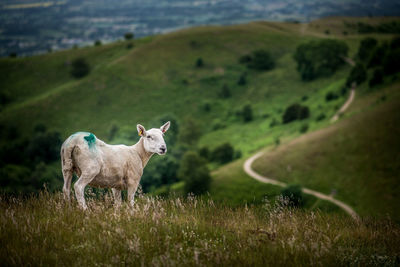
[60,121,170,209]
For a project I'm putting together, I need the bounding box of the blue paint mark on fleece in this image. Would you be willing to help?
[84,133,96,149]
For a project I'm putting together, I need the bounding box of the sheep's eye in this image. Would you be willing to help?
[147,135,151,139]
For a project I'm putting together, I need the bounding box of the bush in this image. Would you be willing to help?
[196,58,204,68]
[281,185,304,207]
[346,63,367,86]
[126,43,134,49]
[178,118,202,146]
[124,32,134,40]
[94,40,102,46]
[270,118,279,128]
[70,58,90,79]
[211,143,234,164]
[369,68,384,87]
[316,113,326,121]
[300,124,309,133]
[238,54,252,64]
[237,73,247,85]
[294,40,348,81]
[242,104,253,122]
[247,50,275,71]
[325,92,339,102]
[179,151,211,195]
[219,84,231,98]
[383,49,400,75]
[198,147,210,160]
[282,104,310,124]
[26,131,62,164]
[357,37,378,62]
[368,43,388,68]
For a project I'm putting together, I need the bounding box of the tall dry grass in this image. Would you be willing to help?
[0,190,399,266]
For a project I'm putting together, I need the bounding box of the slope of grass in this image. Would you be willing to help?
[0,18,366,153]
[1,193,399,266]
[252,83,400,221]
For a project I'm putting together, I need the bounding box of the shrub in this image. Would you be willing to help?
[357,37,378,62]
[270,118,279,128]
[70,58,90,79]
[368,43,388,68]
[219,84,231,98]
[124,32,134,40]
[242,104,253,122]
[282,104,310,124]
[301,95,308,101]
[247,50,275,71]
[300,124,309,133]
[294,40,348,81]
[94,40,102,46]
[238,54,252,64]
[198,147,210,160]
[196,58,204,68]
[346,63,367,86]
[369,68,384,87]
[237,73,247,85]
[325,92,339,102]
[26,131,62,164]
[383,49,400,75]
[178,118,202,146]
[9,52,17,58]
[316,113,326,121]
[281,185,304,207]
[211,143,234,164]
[179,151,211,195]
[126,43,134,49]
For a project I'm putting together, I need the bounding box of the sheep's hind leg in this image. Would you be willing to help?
[62,169,73,201]
[112,188,122,207]
[74,170,98,210]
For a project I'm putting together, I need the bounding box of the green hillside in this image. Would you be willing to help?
[1,17,399,219]
[252,84,400,220]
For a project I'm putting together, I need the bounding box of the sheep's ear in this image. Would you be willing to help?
[160,121,170,133]
[137,124,147,137]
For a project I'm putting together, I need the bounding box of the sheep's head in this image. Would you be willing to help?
[137,121,170,155]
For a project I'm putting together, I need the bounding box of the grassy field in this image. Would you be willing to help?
[252,83,400,221]
[1,193,399,266]
[1,16,399,218]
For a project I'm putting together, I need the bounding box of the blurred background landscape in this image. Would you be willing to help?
[1,0,400,265]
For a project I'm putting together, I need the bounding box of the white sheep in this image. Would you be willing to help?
[60,121,170,209]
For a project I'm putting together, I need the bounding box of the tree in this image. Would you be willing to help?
[242,104,253,122]
[282,104,310,124]
[369,68,384,87]
[124,32,134,40]
[237,73,247,85]
[211,143,234,164]
[219,84,231,98]
[247,50,275,71]
[70,58,90,79]
[178,117,202,146]
[179,151,211,195]
[196,57,204,68]
[294,39,348,81]
[346,63,367,87]
[357,37,377,62]
[94,40,102,46]
[383,48,400,75]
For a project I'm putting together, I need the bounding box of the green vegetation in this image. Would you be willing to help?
[124,32,134,40]
[179,151,211,195]
[240,50,275,71]
[70,57,90,79]
[281,184,303,207]
[282,103,310,124]
[346,63,367,86]
[253,86,400,221]
[210,143,234,164]
[294,39,348,81]
[1,193,399,266]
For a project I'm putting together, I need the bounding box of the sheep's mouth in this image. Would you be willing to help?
[158,150,167,155]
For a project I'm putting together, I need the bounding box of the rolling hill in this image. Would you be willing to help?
[1,16,399,220]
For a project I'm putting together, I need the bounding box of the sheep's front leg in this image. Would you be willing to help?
[112,188,122,207]
[127,177,141,207]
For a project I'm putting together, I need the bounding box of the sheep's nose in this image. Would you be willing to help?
[160,145,166,153]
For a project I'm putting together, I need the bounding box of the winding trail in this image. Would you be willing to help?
[244,152,360,221]
[243,61,360,220]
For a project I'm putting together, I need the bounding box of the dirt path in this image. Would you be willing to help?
[330,87,356,123]
[244,151,360,221]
